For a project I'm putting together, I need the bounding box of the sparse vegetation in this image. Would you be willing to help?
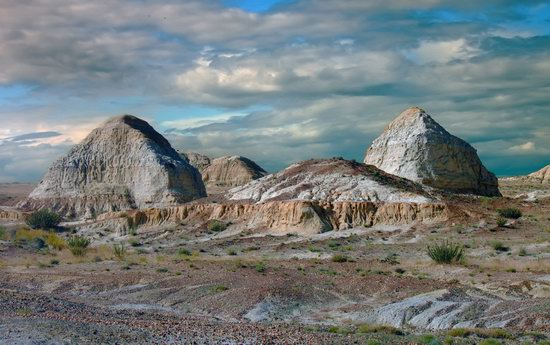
[0,226,6,240]
[207,219,227,232]
[26,209,61,229]
[426,241,464,264]
[496,217,507,227]
[226,248,237,256]
[255,262,267,272]
[178,248,191,256]
[497,207,522,219]
[113,243,126,260]
[357,323,403,335]
[331,254,348,262]
[67,235,90,256]
[490,241,509,252]
[210,285,229,293]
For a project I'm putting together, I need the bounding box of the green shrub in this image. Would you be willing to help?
[479,339,501,345]
[447,328,472,337]
[518,247,528,256]
[0,226,6,240]
[156,267,169,273]
[210,285,229,293]
[331,254,348,263]
[26,209,61,229]
[178,248,191,256]
[497,207,522,219]
[357,323,403,335]
[207,219,227,232]
[255,262,267,272]
[67,236,90,256]
[226,249,237,256]
[490,241,509,252]
[426,241,464,264]
[113,243,126,260]
[496,217,506,227]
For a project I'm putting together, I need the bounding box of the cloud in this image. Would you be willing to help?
[0,0,549,180]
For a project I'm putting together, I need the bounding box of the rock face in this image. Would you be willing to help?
[19,115,206,219]
[228,158,434,204]
[180,152,267,188]
[179,151,211,172]
[528,164,550,183]
[364,107,500,196]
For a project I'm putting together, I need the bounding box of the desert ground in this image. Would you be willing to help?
[0,179,548,345]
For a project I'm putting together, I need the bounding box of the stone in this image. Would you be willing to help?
[179,152,267,188]
[528,164,550,183]
[228,157,434,204]
[18,115,206,219]
[364,107,500,196]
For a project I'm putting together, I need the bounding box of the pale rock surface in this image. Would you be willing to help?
[179,151,211,172]
[528,164,550,183]
[19,115,206,219]
[180,152,267,188]
[364,107,500,196]
[228,158,434,204]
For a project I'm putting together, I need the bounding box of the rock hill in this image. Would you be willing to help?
[528,164,550,183]
[19,115,206,219]
[228,158,434,204]
[180,152,267,189]
[364,107,500,196]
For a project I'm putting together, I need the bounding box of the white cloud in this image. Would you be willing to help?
[405,39,479,64]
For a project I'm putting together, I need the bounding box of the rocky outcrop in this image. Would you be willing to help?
[528,164,550,183]
[97,200,447,235]
[228,158,434,204]
[179,152,267,189]
[179,151,211,172]
[19,115,206,219]
[364,107,500,196]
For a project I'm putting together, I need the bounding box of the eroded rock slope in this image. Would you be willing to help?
[364,107,500,196]
[19,115,206,219]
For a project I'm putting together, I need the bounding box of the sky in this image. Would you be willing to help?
[0,0,549,182]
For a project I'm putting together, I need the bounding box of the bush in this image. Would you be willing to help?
[0,226,6,240]
[207,219,227,232]
[255,262,267,272]
[331,254,349,263]
[113,243,126,260]
[226,249,237,256]
[26,209,61,229]
[426,241,464,264]
[357,323,403,335]
[178,248,191,256]
[479,339,501,345]
[45,233,65,250]
[67,236,90,256]
[497,207,522,219]
[496,217,507,227]
[490,241,509,252]
[210,285,229,293]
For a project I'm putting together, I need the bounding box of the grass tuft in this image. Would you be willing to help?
[426,241,464,264]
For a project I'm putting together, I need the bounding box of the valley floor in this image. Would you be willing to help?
[0,181,549,344]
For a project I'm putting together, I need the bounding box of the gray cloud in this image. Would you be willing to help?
[0,0,548,181]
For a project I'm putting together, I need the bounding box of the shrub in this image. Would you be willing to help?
[357,323,403,335]
[496,217,507,227]
[447,328,472,337]
[210,285,229,293]
[156,267,169,273]
[479,339,501,345]
[331,254,348,263]
[26,209,61,229]
[497,207,522,219]
[426,241,464,264]
[113,243,126,260]
[0,226,6,240]
[518,247,528,256]
[490,241,509,252]
[255,262,267,272]
[67,236,90,256]
[226,249,237,256]
[178,248,191,256]
[45,233,65,250]
[207,219,227,232]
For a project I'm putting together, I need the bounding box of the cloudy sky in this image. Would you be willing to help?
[0,0,549,182]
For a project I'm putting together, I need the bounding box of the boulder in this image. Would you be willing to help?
[364,107,500,196]
[18,115,206,219]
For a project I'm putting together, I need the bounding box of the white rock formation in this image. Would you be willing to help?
[228,158,435,204]
[180,152,267,188]
[19,115,206,219]
[364,107,500,196]
[528,164,550,183]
